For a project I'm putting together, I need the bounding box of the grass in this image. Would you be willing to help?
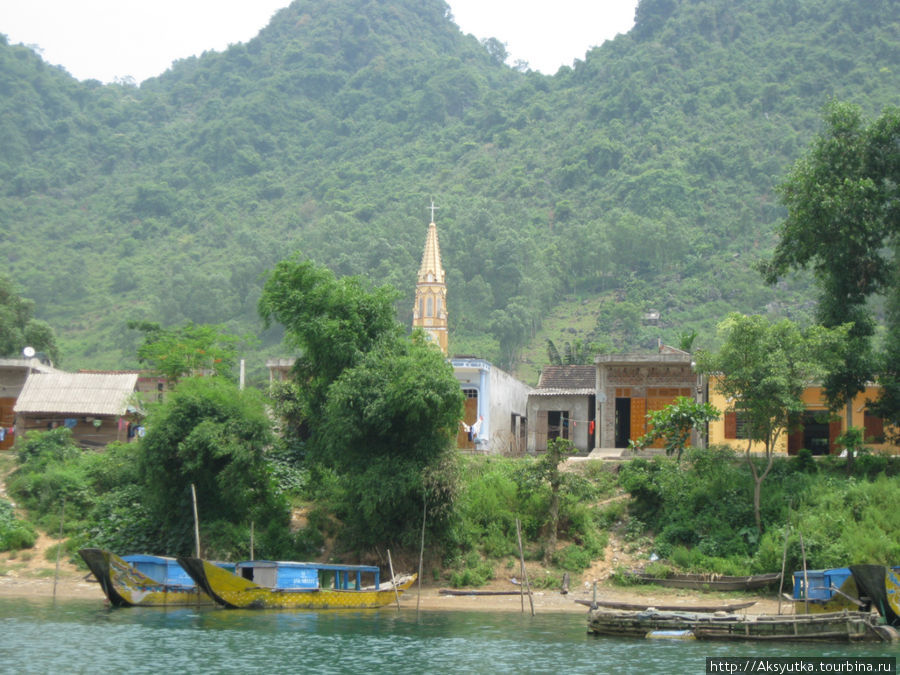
[512,294,609,385]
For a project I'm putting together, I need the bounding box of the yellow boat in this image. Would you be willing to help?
[80,548,228,607]
[178,557,416,610]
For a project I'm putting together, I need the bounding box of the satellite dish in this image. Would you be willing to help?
[23,346,35,358]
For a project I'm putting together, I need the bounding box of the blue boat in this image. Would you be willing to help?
[792,565,900,616]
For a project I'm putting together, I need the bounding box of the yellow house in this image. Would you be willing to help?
[707,379,898,455]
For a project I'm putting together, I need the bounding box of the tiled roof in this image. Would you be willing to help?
[14,372,138,416]
[535,365,595,394]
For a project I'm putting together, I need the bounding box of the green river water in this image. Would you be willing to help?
[1,597,897,674]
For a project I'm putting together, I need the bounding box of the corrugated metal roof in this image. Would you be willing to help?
[14,372,138,416]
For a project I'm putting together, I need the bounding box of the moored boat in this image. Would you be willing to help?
[178,557,416,610]
[792,565,900,620]
[590,565,900,642]
[80,548,233,607]
[588,607,897,643]
[575,598,756,612]
[631,571,781,591]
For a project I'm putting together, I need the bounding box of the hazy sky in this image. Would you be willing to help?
[0,1,638,84]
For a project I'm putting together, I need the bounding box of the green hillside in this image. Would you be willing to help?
[2,0,898,380]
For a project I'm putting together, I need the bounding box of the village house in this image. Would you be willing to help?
[526,365,595,454]
[0,357,58,451]
[707,380,898,455]
[13,371,142,449]
[593,344,703,451]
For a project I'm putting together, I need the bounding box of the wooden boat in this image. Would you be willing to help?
[575,598,756,612]
[178,557,416,610]
[79,548,233,607]
[440,588,527,596]
[588,607,898,643]
[631,571,781,591]
[791,567,863,614]
[792,565,900,621]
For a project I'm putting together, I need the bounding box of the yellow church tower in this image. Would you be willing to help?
[413,202,448,354]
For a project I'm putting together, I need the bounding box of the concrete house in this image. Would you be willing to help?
[452,356,531,454]
[527,365,596,453]
[594,345,704,450]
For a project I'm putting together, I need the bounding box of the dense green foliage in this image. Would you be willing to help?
[0,276,58,363]
[260,256,463,551]
[766,102,900,428]
[0,500,36,552]
[446,455,617,583]
[6,385,295,560]
[697,314,848,531]
[620,448,900,576]
[130,321,252,383]
[2,0,898,375]
[138,377,288,555]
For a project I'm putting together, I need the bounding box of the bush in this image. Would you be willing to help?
[0,501,36,551]
[448,552,494,587]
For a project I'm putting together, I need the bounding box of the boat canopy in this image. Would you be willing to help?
[235,561,381,591]
[122,555,194,587]
[792,567,852,601]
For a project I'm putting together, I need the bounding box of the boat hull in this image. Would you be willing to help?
[179,557,417,610]
[80,548,213,607]
[633,572,781,591]
[588,608,891,643]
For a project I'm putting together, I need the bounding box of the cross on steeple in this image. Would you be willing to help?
[429,199,438,223]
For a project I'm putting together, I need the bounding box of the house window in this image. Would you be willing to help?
[426,296,433,317]
[725,411,751,439]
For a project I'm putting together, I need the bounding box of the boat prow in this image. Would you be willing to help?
[79,548,215,607]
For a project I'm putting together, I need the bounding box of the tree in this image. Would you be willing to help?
[258,255,401,443]
[129,321,249,384]
[529,437,575,565]
[696,314,848,533]
[765,101,900,430]
[258,256,463,550]
[0,275,59,364]
[138,377,284,555]
[322,332,463,548]
[546,338,599,365]
[632,396,720,463]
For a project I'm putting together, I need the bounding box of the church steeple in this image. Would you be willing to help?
[413,201,448,354]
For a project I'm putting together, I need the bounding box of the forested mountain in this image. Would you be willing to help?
[1,0,898,380]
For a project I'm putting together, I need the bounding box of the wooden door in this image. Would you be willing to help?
[630,398,646,445]
[0,398,15,450]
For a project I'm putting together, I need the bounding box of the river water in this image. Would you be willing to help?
[2,598,897,674]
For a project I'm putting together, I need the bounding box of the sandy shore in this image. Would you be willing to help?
[0,566,786,615]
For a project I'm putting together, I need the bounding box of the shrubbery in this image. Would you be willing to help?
[0,500,36,551]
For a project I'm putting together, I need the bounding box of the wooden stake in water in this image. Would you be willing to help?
[515,518,534,616]
[191,483,201,558]
[52,499,66,601]
[416,495,426,619]
[799,532,809,615]
[777,523,791,615]
[387,549,401,611]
